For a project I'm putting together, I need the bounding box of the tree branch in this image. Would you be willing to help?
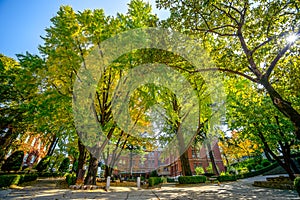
[263,30,299,79]
[192,67,258,82]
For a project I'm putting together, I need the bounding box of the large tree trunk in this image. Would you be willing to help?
[84,153,98,185]
[260,78,300,140]
[206,142,219,176]
[263,148,273,162]
[46,135,58,156]
[76,138,86,184]
[258,130,295,180]
[176,122,192,176]
[179,150,192,176]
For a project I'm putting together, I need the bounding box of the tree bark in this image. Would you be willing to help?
[84,153,98,185]
[263,148,273,162]
[260,77,300,140]
[207,142,219,176]
[76,138,86,184]
[46,135,58,156]
[179,150,192,176]
[257,129,295,180]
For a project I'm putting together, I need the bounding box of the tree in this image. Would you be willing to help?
[59,157,71,173]
[156,0,300,139]
[1,150,24,172]
[225,77,299,179]
[39,0,159,185]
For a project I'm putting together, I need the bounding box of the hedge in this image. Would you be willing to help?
[65,173,77,186]
[237,162,279,179]
[167,177,176,183]
[178,176,206,184]
[0,174,38,187]
[37,172,62,177]
[148,177,164,187]
[294,177,300,196]
[217,175,237,182]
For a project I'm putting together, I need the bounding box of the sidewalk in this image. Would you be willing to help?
[0,175,299,199]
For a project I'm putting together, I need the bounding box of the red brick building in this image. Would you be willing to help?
[5,132,48,168]
[167,140,225,177]
[114,139,225,177]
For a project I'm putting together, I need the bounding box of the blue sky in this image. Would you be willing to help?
[0,0,169,59]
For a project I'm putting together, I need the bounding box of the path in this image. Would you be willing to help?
[0,175,299,199]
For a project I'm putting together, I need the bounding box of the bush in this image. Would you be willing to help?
[0,174,38,187]
[195,166,205,175]
[294,177,300,196]
[261,160,270,167]
[246,163,255,172]
[148,177,163,187]
[150,170,158,177]
[218,175,237,182]
[237,162,279,179]
[65,173,77,186]
[37,172,62,177]
[35,156,51,172]
[167,177,176,183]
[161,177,167,184]
[178,176,206,184]
[1,151,24,172]
[255,164,263,170]
[58,158,70,173]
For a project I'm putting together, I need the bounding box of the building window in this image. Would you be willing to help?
[31,138,37,147]
[38,141,42,150]
[23,153,29,163]
[30,155,36,164]
[192,149,197,158]
[25,135,30,143]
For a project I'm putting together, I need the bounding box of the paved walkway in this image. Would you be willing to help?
[0,175,299,199]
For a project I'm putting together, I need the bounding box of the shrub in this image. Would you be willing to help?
[237,162,279,179]
[58,158,70,173]
[178,176,206,184]
[218,175,237,182]
[167,177,176,183]
[1,151,24,172]
[294,177,300,196]
[255,164,263,171]
[65,173,77,186]
[195,166,205,175]
[37,172,62,177]
[246,163,254,172]
[35,156,51,172]
[261,160,270,167]
[150,170,158,177]
[0,174,38,187]
[148,177,163,187]
[161,177,167,184]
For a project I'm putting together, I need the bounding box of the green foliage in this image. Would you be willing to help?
[58,157,70,173]
[149,170,158,177]
[218,175,237,182]
[178,176,206,184]
[167,177,176,183]
[65,173,77,186]
[255,164,263,171]
[237,162,279,179]
[195,166,205,175]
[37,172,62,177]
[0,174,38,187]
[35,156,51,172]
[294,177,300,196]
[148,177,164,187]
[261,160,271,167]
[1,151,24,172]
[206,163,213,173]
[161,177,167,184]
